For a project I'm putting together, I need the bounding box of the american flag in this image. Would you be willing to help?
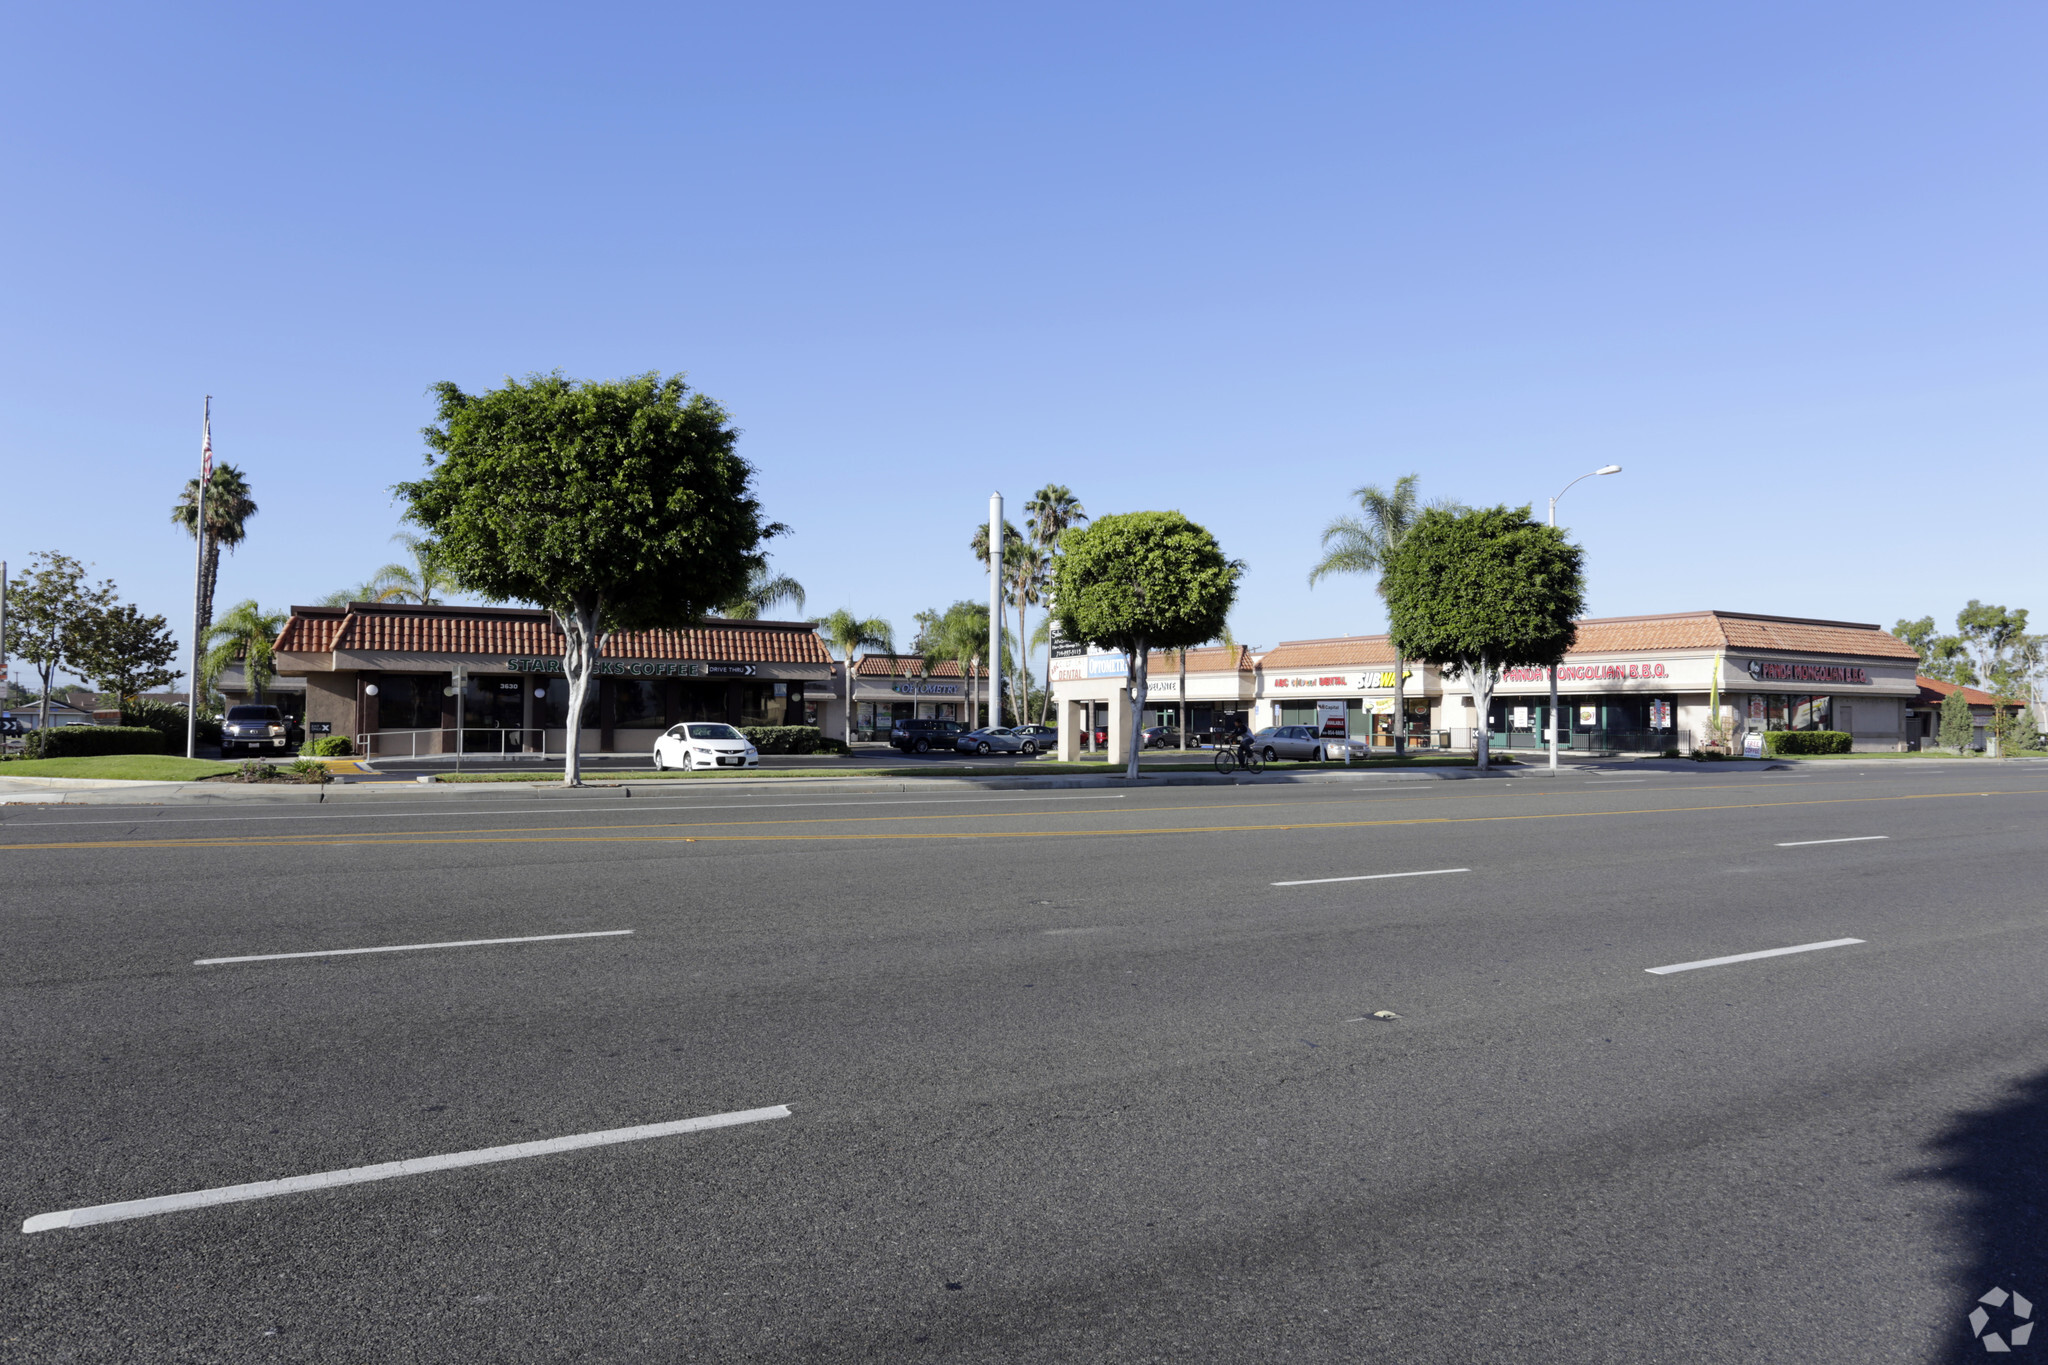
[201,396,213,482]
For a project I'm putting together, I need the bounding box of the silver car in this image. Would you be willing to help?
[1250,725,1326,761]
[954,726,1043,756]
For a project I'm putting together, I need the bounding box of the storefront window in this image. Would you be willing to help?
[539,678,601,730]
[737,681,788,727]
[377,675,446,731]
[462,676,526,730]
[1753,694,1831,731]
[614,679,663,728]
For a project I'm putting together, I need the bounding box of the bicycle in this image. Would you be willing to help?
[1212,738,1265,774]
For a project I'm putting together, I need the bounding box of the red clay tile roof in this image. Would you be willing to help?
[855,654,986,679]
[278,603,830,664]
[1914,677,2014,708]
[1258,636,1400,669]
[1143,645,1254,673]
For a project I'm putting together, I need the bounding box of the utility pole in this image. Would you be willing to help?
[1546,464,1621,769]
[988,492,1003,728]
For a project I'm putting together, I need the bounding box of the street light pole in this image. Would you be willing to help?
[988,492,1003,729]
[1546,465,1622,770]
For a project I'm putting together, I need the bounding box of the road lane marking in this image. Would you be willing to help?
[6,789,2041,853]
[1271,868,1470,887]
[1645,938,1864,975]
[21,1104,791,1233]
[0,792,1134,829]
[1776,836,1889,847]
[194,929,634,965]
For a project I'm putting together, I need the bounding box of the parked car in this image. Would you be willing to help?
[220,704,294,758]
[1010,723,1058,749]
[891,717,971,754]
[1141,725,1183,749]
[954,726,1044,756]
[653,722,760,770]
[1249,725,1326,762]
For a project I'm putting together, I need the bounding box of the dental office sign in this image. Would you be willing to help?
[504,657,758,678]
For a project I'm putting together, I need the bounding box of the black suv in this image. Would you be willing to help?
[890,718,970,754]
[221,704,296,758]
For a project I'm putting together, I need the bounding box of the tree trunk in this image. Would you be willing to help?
[1125,644,1148,780]
[1016,596,1029,733]
[1392,654,1408,757]
[1468,653,1494,771]
[198,533,220,644]
[1178,653,1187,751]
[556,600,602,786]
[37,661,54,737]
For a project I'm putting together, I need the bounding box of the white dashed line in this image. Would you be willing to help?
[1645,938,1864,975]
[1272,868,1470,887]
[1776,835,1889,847]
[194,929,634,966]
[22,1105,793,1233]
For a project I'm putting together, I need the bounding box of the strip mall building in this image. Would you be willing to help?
[276,602,834,757]
[1049,611,1922,755]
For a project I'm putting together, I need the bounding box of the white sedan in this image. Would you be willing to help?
[653,722,760,771]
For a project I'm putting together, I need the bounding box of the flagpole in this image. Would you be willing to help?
[188,397,211,759]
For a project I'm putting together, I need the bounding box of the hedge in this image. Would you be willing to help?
[307,735,355,757]
[738,725,845,755]
[121,698,223,747]
[1763,730,1852,756]
[25,725,168,759]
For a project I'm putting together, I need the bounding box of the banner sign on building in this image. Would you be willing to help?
[890,682,961,695]
[1501,663,1671,683]
[1744,660,1869,685]
[1085,653,1129,678]
[504,657,757,678]
[1269,670,1409,690]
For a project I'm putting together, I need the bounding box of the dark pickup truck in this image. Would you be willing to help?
[889,718,970,754]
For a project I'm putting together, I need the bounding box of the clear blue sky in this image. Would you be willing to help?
[4,3,2042,689]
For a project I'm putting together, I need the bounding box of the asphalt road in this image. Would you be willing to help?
[3,762,2044,1362]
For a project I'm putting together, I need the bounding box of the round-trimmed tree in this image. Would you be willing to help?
[397,372,779,785]
[1049,511,1242,778]
[1381,504,1585,770]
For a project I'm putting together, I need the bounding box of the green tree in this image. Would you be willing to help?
[77,603,181,703]
[170,463,259,642]
[1956,601,2033,701]
[1380,505,1585,771]
[916,600,996,729]
[1937,685,1975,752]
[1308,474,1449,755]
[813,609,895,747]
[397,372,778,785]
[1025,485,1088,721]
[1049,511,1243,778]
[1892,615,1975,685]
[714,559,807,620]
[200,600,286,703]
[3,552,115,734]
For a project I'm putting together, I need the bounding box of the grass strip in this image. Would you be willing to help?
[0,754,240,781]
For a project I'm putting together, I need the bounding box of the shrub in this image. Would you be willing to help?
[120,697,222,747]
[237,760,279,782]
[1938,689,1975,751]
[739,725,831,755]
[1762,730,1852,756]
[24,725,167,759]
[286,758,332,783]
[308,735,354,757]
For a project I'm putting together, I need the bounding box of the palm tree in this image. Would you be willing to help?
[170,463,259,642]
[715,560,808,620]
[1308,474,1437,756]
[200,600,286,705]
[369,532,463,606]
[813,608,894,747]
[920,601,992,730]
[1024,486,1087,722]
